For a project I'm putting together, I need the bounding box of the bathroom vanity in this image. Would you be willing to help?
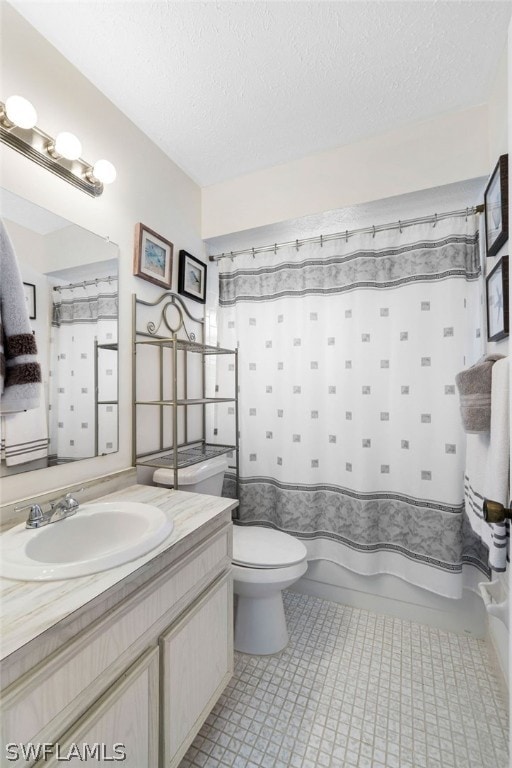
[0,484,237,767]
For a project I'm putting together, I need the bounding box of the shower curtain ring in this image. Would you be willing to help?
[399,220,402,234]
[274,243,277,255]
[252,247,255,259]
[296,239,299,252]
[320,234,323,248]
[230,251,234,262]
[372,225,376,238]
[433,213,437,228]
[466,207,469,221]
[345,230,348,243]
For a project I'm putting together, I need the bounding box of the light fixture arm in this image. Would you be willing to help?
[0,98,115,198]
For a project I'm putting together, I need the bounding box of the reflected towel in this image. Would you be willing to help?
[0,394,49,466]
[455,354,504,433]
[0,219,42,412]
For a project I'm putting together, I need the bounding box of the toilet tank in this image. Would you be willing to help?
[153,454,228,496]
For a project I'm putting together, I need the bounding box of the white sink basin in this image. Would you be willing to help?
[0,501,174,581]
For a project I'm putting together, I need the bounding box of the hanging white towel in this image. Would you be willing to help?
[484,357,509,569]
[0,393,49,466]
[464,357,509,571]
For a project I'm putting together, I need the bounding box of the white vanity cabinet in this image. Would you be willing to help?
[161,571,233,767]
[34,648,160,767]
[0,503,234,768]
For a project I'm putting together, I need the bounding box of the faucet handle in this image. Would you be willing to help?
[49,488,83,510]
[25,504,44,529]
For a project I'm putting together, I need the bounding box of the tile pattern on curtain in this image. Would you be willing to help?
[216,216,490,598]
[49,282,118,461]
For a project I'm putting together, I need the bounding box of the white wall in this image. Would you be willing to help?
[0,5,203,505]
[202,104,490,238]
[479,41,510,691]
[44,224,116,273]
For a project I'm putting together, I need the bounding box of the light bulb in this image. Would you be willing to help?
[53,132,82,160]
[92,159,117,184]
[5,95,38,129]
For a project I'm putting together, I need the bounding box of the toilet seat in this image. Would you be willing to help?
[233,525,307,569]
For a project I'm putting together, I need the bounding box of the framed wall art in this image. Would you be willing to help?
[133,223,173,289]
[23,282,36,320]
[484,154,508,258]
[178,250,207,303]
[486,255,509,342]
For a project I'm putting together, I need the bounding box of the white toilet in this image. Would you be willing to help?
[153,459,307,655]
[153,454,228,495]
[232,525,308,655]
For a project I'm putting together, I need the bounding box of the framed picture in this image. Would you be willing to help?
[23,282,36,320]
[486,255,509,342]
[178,250,207,303]
[133,223,173,289]
[484,154,508,258]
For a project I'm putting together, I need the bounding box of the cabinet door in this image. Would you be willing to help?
[160,571,233,768]
[33,648,159,768]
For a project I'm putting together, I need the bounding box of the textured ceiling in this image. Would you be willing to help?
[9,1,512,187]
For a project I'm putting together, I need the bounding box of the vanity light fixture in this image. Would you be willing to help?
[0,95,116,197]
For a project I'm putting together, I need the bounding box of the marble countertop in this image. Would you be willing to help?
[0,484,237,665]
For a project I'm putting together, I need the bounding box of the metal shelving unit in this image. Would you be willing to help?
[132,292,239,496]
[94,341,119,456]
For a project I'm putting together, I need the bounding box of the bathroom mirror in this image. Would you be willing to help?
[0,188,119,476]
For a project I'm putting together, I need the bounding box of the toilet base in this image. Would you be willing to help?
[234,592,288,655]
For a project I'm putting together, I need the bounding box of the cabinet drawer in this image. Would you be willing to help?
[33,648,159,768]
[160,570,233,768]
[1,525,230,752]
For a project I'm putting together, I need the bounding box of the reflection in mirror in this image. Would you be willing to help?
[0,189,119,476]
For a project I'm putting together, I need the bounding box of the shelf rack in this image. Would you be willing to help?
[132,292,239,497]
[94,341,119,457]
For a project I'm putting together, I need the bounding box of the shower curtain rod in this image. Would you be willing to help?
[52,275,118,292]
[208,204,484,262]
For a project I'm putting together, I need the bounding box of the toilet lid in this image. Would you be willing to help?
[233,525,307,568]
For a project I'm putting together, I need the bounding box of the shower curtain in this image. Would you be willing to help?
[215,215,490,598]
[49,279,118,461]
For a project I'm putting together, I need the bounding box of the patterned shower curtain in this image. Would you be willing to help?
[215,215,490,598]
[49,280,118,461]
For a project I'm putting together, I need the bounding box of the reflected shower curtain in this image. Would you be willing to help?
[215,215,490,598]
[49,280,118,461]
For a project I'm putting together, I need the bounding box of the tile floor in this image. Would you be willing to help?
[180,591,509,768]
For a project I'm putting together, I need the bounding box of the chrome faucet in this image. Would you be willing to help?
[21,491,82,529]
